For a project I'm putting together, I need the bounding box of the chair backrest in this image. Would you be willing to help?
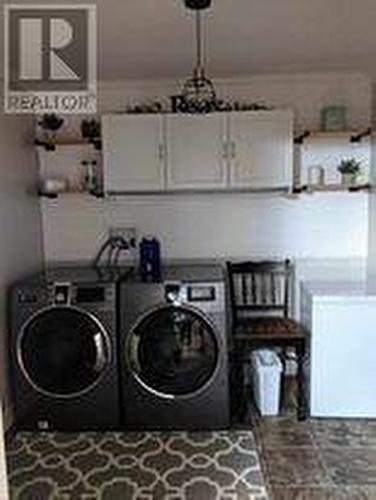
[226,259,293,326]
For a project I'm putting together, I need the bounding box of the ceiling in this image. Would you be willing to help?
[3,0,376,81]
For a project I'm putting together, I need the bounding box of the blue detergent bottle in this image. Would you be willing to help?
[139,237,161,282]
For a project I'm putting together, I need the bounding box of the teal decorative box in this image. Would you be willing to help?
[321,106,346,131]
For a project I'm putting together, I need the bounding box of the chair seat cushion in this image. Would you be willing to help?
[234,317,307,339]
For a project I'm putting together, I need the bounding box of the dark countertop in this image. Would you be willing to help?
[152,261,224,282]
[17,259,226,286]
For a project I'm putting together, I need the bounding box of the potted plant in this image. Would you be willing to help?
[37,113,64,151]
[337,158,361,186]
[81,118,102,150]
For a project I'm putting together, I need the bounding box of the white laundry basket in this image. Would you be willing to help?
[251,349,283,416]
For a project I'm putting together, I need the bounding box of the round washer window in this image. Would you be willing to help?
[127,305,219,397]
[19,307,110,398]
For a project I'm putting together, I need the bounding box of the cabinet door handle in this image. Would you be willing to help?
[230,141,237,159]
[222,142,229,159]
[158,144,165,163]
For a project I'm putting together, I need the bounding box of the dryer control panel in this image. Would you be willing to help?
[164,282,224,313]
[187,285,216,302]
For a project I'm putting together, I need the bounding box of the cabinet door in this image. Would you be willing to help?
[103,115,166,192]
[165,114,228,190]
[229,110,293,189]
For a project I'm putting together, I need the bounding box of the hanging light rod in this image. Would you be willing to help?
[170,0,220,113]
[167,0,272,114]
[184,0,212,10]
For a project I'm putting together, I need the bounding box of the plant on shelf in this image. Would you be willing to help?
[337,158,361,186]
[81,118,102,149]
[81,160,100,195]
[36,113,64,151]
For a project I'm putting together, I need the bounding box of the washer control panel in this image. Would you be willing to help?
[50,282,115,309]
[53,282,72,305]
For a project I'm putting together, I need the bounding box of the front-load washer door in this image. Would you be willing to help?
[18,306,111,398]
[127,305,219,398]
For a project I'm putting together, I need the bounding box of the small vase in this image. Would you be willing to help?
[341,173,357,186]
[308,166,325,187]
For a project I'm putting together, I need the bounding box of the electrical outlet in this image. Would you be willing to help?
[109,227,136,248]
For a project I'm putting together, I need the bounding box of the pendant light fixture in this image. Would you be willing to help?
[171,0,223,114]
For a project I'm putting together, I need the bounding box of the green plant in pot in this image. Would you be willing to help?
[81,118,102,150]
[37,113,64,151]
[337,158,361,186]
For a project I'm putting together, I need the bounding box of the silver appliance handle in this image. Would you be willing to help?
[93,332,107,372]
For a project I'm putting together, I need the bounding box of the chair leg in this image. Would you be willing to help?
[279,349,287,413]
[296,342,307,421]
[239,355,247,423]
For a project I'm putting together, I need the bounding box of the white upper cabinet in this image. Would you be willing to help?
[102,114,166,192]
[228,110,293,189]
[102,110,294,194]
[165,113,228,190]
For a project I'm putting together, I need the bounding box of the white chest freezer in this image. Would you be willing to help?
[301,280,376,418]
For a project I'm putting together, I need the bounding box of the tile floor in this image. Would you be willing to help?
[247,378,376,499]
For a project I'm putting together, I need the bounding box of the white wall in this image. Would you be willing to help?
[0,114,43,426]
[98,72,372,130]
[42,193,368,262]
[41,72,371,276]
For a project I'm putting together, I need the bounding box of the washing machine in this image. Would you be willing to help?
[119,264,230,429]
[9,267,120,431]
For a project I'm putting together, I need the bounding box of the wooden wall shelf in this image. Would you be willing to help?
[294,128,372,145]
[35,139,102,151]
[292,183,371,194]
[38,190,104,199]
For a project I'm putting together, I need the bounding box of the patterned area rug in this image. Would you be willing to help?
[6,431,268,499]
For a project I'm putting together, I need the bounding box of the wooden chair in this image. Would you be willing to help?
[226,259,307,420]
